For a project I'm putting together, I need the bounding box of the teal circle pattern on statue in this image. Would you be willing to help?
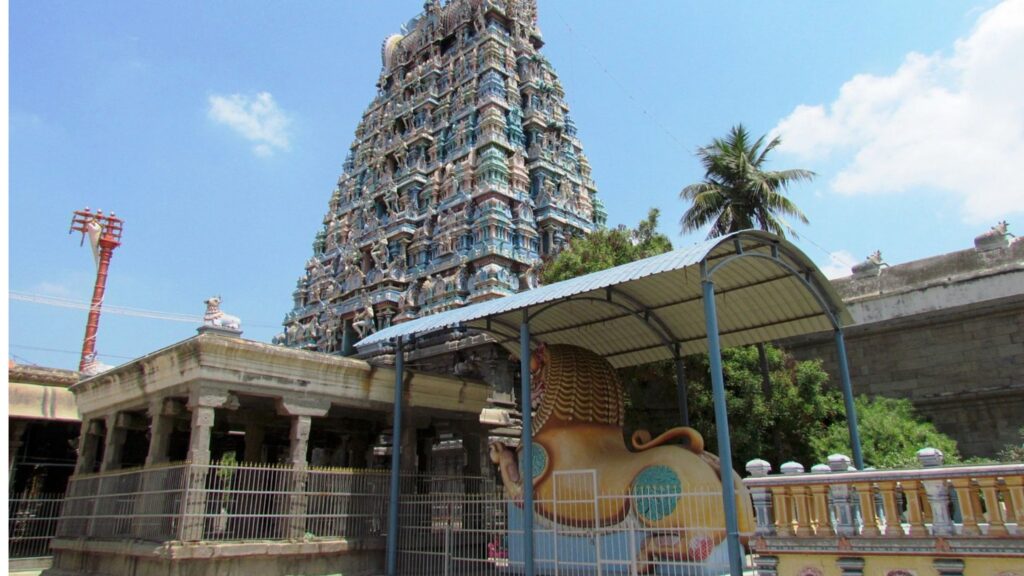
[517,442,547,481]
[632,465,681,522]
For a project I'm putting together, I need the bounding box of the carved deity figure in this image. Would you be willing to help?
[519,262,539,291]
[371,235,390,272]
[351,296,376,339]
[398,283,419,313]
[384,184,401,215]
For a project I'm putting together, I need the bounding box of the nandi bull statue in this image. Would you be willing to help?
[202,296,242,331]
[489,343,755,573]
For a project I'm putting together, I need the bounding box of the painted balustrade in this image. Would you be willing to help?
[743,452,1024,540]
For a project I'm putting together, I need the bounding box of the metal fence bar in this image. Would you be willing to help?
[51,462,759,574]
[9,492,65,559]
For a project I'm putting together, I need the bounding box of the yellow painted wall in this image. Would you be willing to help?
[774,553,1023,576]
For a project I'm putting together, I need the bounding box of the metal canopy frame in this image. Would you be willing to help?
[365,231,864,576]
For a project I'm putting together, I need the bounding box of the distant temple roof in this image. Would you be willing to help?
[9,363,80,421]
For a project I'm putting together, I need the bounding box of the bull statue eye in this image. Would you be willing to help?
[518,442,547,481]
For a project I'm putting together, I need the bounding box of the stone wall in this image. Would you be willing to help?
[778,239,1024,458]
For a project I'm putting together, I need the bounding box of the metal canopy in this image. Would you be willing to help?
[356,230,852,364]
[370,230,863,576]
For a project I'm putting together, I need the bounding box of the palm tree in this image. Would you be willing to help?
[680,124,813,239]
[681,124,815,461]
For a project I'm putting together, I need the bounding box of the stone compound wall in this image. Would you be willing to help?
[778,239,1024,458]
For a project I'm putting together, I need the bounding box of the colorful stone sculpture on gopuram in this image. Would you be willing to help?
[280,0,606,353]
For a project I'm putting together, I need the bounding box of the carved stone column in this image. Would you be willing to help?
[277,397,330,539]
[100,412,128,472]
[146,398,182,466]
[136,399,184,538]
[181,390,238,541]
[74,418,105,474]
[9,420,28,480]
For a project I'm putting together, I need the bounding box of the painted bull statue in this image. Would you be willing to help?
[489,343,755,573]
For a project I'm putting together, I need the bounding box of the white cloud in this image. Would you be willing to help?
[819,250,859,280]
[207,92,290,157]
[772,0,1024,223]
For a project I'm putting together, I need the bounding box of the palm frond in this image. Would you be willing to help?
[680,124,815,239]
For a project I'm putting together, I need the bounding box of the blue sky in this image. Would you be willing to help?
[9,0,1023,371]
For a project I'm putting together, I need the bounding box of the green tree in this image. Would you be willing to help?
[623,345,841,470]
[680,124,816,457]
[998,428,1024,462]
[542,208,672,284]
[679,124,813,239]
[810,395,962,469]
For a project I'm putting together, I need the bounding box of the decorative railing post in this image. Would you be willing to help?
[900,479,929,536]
[977,476,1008,536]
[781,462,813,536]
[810,464,835,536]
[853,481,881,536]
[917,448,954,536]
[745,459,775,536]
[827,454,856,536]
[1002,475,1024,526]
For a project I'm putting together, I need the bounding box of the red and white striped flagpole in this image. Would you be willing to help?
[69,208,124,373]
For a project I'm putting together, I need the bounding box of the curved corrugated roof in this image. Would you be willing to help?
[357,230,851,367]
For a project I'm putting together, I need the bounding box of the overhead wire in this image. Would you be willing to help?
[10,291,280,329]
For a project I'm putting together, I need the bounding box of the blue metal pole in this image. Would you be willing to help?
[386,336,404,576]
[834,329,865,470]
[702,280,744,576]
[520,311,534,576]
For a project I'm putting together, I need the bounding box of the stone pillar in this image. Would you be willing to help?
[277,397,330,540]
[146,399,181,466]
[288,415,312,467]
[100,412,128,472]
[187,406,216,466]
[400,422,418,472]
[181,390,239,541]
[75,419,105,474]
[287,414,312,539]
[135,399,178,538]
[243,420,266,464]
[9,420,28,485]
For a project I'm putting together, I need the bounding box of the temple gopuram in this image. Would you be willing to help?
[280,0,605,356]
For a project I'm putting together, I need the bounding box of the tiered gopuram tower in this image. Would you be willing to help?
[281,0,605,355]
